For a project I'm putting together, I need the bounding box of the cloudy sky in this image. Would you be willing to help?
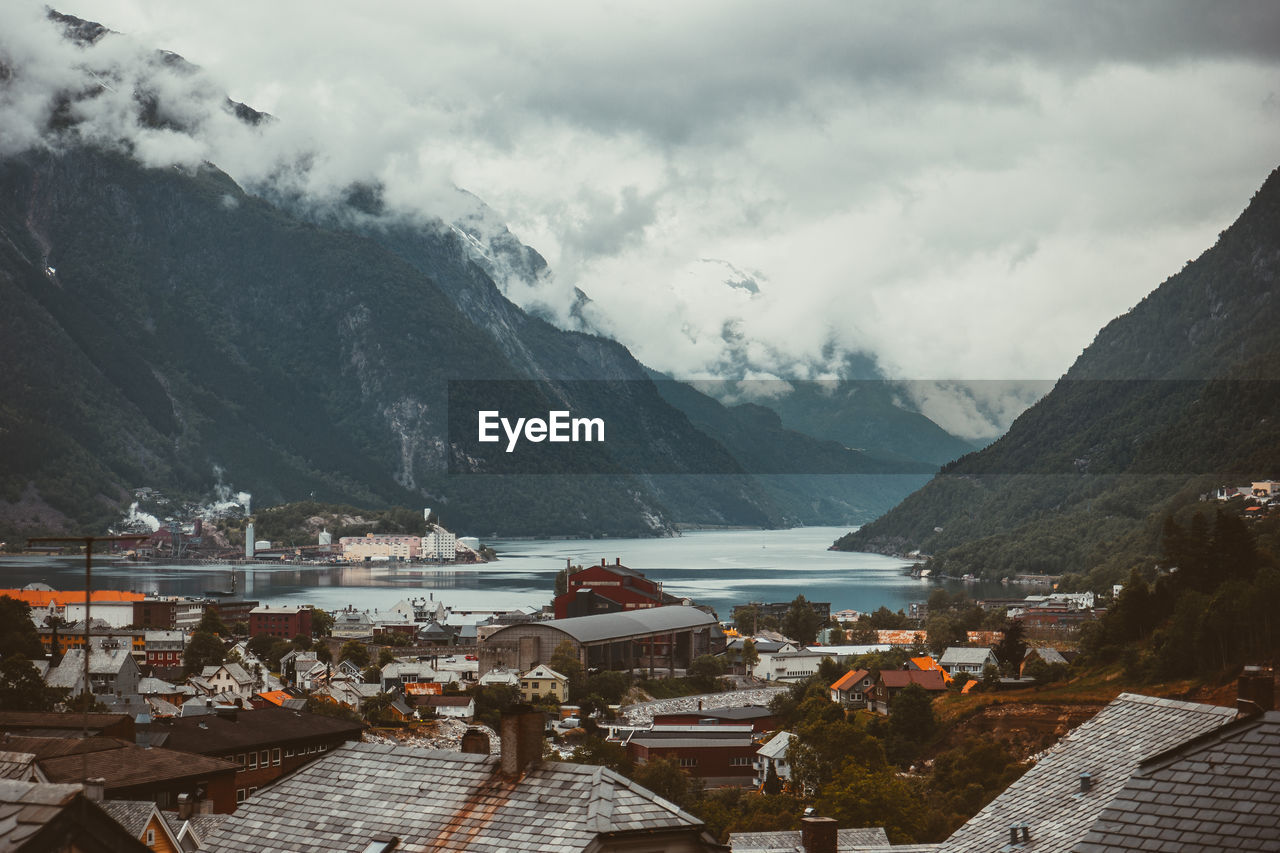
[6,2,1280,410]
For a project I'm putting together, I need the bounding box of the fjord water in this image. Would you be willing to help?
[0,527,1004,618]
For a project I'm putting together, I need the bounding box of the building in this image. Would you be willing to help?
[144,631,185,669]
[338,533,421,562]
[208,599,260,628]
[199,663,257,700]
[100,800,185,852]
[652,706,779,734]
[154,707,364,809]
[0,780,153,852]
[829,669,873,707]
[480,606,717,677]
[416,694,475,719]
[519,664,568,703]
[745,599,832,625]
[201,712,722,852]
[867,670,947,715]
[624,726,757,787]
[133,597,208,631]
[247,605,312,639]
[553,558,681,619]
[46,646,142,701]
[937,693,1238,852]
[6,736,239,813]
[421,525,457,561]
[1075,709,1280,851]
[938,647,999,676]
[752,730,794,789]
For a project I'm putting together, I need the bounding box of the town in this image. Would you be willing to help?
[0,546,1274,851]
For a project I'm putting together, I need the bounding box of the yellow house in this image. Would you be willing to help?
[519,664,568,703]
[100,801,182,853]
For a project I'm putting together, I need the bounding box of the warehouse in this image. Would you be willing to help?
[478,605,717,677]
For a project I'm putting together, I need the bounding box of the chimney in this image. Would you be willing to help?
[84,778,105,803]
[615,557,620,566]
[177,792,194,820]
[800,817,837,853]
[601,558,606,567]
[460,727,491,755]
[1236,665,1275,717]
[499,709,544,776]
[1078,772,1093,793]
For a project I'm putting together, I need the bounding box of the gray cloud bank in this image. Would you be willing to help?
[4,1,1279,438]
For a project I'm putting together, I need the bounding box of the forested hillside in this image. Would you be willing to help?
[837,166,1280,591]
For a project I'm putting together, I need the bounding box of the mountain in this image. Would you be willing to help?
[0,12,978,539]
[835,166,1280,589]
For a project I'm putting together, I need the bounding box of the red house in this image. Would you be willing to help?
[624,726,757,787]
[553,558,680,619]
[248,605,313,639]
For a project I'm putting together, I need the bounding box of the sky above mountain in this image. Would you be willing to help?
[5,1,1279,398]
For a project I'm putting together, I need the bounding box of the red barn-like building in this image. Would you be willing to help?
[249,605,313,639]
[554,558,681,619]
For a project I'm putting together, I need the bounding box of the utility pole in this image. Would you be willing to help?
[26,534,147,785]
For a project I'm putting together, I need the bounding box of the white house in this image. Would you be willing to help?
[754,731,794,789]
[938,647,1000,676]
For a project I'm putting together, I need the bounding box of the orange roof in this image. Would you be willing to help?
[257,691,292,706]
[0,590,146,606]
[961,680,977,693]
[830,669,870,691]
[876,629,926,646]
[910,656,952,684]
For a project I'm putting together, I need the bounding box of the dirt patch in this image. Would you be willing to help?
[931,701,1104,762]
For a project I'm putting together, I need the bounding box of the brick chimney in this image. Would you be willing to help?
[1237,665,1275,717]
[499,709,543,776]
[177,792,194,820]
[800,816,837,853]
[461,727,491,755]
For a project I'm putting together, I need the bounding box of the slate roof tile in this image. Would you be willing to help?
[938,693,1236,853]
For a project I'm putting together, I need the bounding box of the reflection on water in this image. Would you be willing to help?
[0,527,1005,617]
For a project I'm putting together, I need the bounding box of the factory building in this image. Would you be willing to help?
[479,605,717,678]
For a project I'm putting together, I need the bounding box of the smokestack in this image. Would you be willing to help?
[84,778,105,803]
[1237,665,1275,717]
[245,522,255,559]
[461,728,491,755]
[499,709,544,776]
[800,817,837,853]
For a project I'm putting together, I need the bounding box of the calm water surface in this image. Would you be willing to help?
[0,527,1004,618]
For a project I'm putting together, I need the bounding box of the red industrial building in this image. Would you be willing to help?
[248,605,313,639]
[553,558,683,619]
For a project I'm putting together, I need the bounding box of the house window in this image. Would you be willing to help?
[236,788,246,803]
[284,748,294,758]
[679,758,697,768]
[730,757,751,766]
[146,829,155,845]
[260,749,269,766]
[248,753,257,770]
[273,748,282,766]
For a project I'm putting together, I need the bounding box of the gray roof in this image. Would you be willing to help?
[938,693,1237,853]
[99,800,161,838]
[0,752,36,781]
[1075,710,1280,852]
[495,606,716,645]
[730,826,891,851]
[755,731,793,761]
[45,648,135,690]
[202,741,708,852]
[0,779,83,850]
[938,647,997,665]
[1027,647,1070,666]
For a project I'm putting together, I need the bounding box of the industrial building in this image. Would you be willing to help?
[479,606,717,677]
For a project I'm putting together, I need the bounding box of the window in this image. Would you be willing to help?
[236,788,246,803]
[284,748,294,758]
[237,753,247,769]
[730,757,751,766]
[260,749,269,766]
[248,753,257,770]
[145,829,155,845]
[679,758,697,768]
[273,748,282,766]
[318,744,327,752]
